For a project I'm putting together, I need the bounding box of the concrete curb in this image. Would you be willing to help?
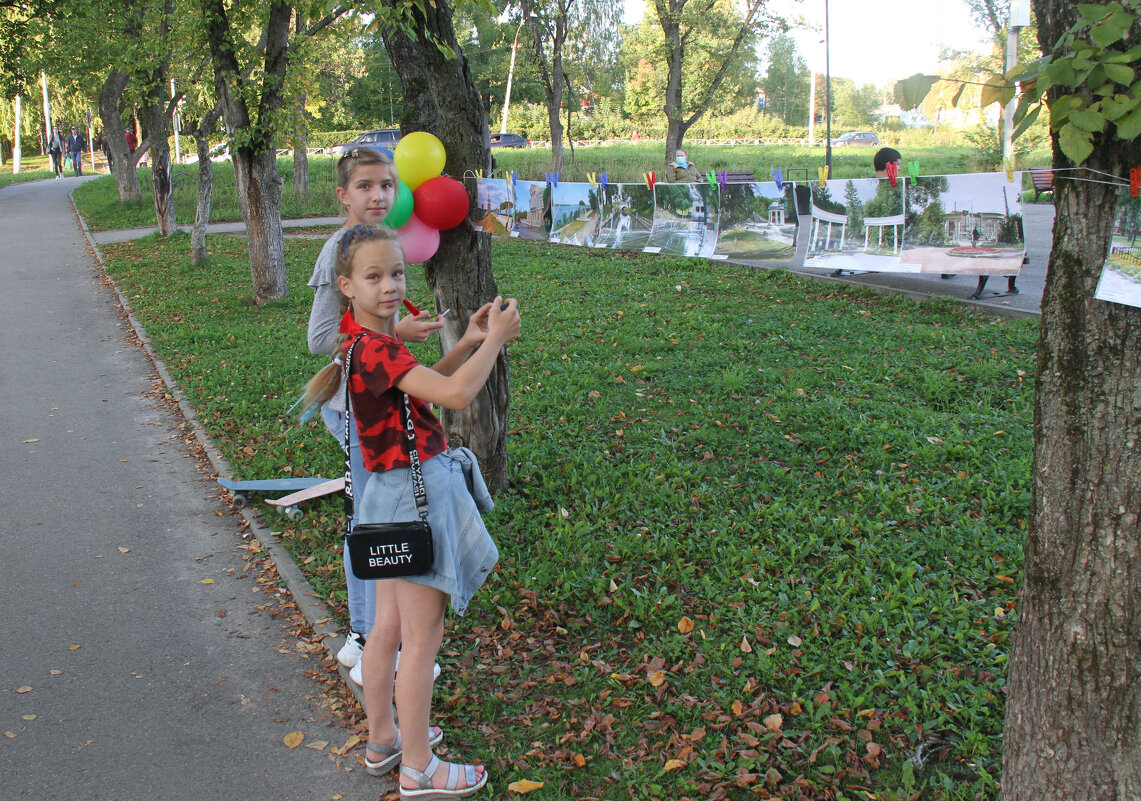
[72,196,366,709]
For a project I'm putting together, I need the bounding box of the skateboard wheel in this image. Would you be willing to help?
[285,506,304,522]
[232,492,249,509]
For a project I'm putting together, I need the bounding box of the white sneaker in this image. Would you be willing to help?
[336,631,365,668]
[349,652,442,686]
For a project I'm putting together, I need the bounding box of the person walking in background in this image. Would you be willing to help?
[48,125,64,178]
[67,126,86,176]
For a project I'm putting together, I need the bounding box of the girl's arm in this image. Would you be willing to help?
[395,298,520,410]
[430,302,494,377]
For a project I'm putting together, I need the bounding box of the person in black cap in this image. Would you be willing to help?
[66,126,86,176]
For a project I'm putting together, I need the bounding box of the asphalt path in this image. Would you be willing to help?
[0,177,377,800]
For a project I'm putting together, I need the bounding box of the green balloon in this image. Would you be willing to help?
[385,181,414,229]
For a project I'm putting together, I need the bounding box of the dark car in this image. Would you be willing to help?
[490,132,530,148]
[831,131,880,147]
[329,129,402,156]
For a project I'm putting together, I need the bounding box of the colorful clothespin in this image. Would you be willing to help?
[1002,157,1014,181]
[818,166,828,188]
[706,170,717,191]
[907,161,919,181]
[510,170,518,186]
[587,172,598,189]
[545,171,559,187]
[644,171,656,190]
[1130,168,1141,198]
[600,171,608,189]
[885,160,899,187]
[771,167,784,191]
[716,170,728,192]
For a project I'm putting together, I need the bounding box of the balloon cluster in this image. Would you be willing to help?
[385,132,470,263]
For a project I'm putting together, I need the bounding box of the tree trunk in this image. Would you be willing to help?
[380,0,510,491]
[292,97,309,196]
[1002,4,1141,798]
[191,105,222,265]
[144,87,175,236]
[99,70,142,203]
[658,1,687,161]
[232,147,287,303]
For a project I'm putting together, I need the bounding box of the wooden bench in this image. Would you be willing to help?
[1028,167,1054,201]
[722,170,756,183]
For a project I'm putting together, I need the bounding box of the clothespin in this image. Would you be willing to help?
[771,167,783,191]
[818,166,828,188]
[600,171,608,189]
[510,170,518,187]
[1130,168,1141,197]
[907,161,919,181]
[707,170,717,191]
[716,170,728,191]
[587,172,597,189]
[1002,157,1014,181]
[644,171,656,190]
[545,171,558,187]
[885,160,899,187]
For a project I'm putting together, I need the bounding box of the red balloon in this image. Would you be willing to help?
[412,176,470,230]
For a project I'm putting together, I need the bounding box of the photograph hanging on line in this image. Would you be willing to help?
[803,178,906,272]
[473,178,514,237]
[1095,187,1141,309]
[712,182,798,265]
[549,182,599,246]
[645,182,719,258]
[512,180,553,241]
[900,172,1026,275]
[588,183,655,251]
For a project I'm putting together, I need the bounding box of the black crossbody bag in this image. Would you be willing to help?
[343,335,435,580]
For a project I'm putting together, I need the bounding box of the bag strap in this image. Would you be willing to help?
[342,334,429,535]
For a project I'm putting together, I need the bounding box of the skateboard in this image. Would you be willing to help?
[265,477,345,522]
[217,477,332,516]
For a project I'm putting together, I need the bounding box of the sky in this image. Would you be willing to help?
[624,0,994,88]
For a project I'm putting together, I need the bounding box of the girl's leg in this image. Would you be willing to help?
[393,580,485,791]
[363,579,402,745]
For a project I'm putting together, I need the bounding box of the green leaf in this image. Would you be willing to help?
[1069,109,1107,133]
[951,82,967,108]
[1103,63,1135,85]
[1114,104,1141,141]
[1058,122,1095,164]
[1077,3,1113,24]
[1013,104,1042,139]
[981,77,1014,109]
[1046,59,1078,87]
[1091,18,1127,47]
[894,73,938,111]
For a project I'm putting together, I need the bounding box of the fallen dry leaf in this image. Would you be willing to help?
[69,645,80,651]
[4,732,14,739]
[787,634,802,647]
[678,616,694,634]
[22,715,36,721]
[663,759,683,772]
[763,713,783,732]
[739,636,753,653]
[283,731,304,749]
[201,579,215,585]
[507,779,545,793]
[305,740,329,751]
[571,753,586,767]
[648,671,666,687]
[16,686,32,694]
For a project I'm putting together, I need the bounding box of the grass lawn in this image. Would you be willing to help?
[97,232,1036,800]
[1,153,55,187]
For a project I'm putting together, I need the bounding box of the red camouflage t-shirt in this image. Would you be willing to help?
[342,319,447,472]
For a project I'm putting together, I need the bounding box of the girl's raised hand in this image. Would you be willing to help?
[461,302,494,347]
[396,311,444,343]
[488,297,521,343]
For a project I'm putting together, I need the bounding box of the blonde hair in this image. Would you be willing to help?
[298,223,406,417]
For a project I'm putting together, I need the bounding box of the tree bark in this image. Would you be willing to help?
[143,0,176,236]
[380,0,510,491]
[522,0,568,174]
[99,70,142,203]
[1002,3,1141,798]
[202,0,292,305]
[191,105,223,265]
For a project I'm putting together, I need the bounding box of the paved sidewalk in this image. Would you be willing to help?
[0,178,375,800]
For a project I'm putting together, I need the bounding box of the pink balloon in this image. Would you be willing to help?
[397,213,441,264]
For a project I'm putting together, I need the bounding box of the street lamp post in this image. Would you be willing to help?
[824,0,832,178]
[1003,0,1032,162]
[500,18,527,135]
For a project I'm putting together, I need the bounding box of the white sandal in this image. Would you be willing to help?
[365,727,444,776]
[399,753,488,799]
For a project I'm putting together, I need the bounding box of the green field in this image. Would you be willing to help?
[97,231,1037,800]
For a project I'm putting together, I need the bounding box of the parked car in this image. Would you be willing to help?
[490,132,530,148]
[328,129,402,156]
[831,131,880,147]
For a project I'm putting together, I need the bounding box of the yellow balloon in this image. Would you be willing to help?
[394,132,447,190]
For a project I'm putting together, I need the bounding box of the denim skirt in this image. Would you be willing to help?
[356,450,498,615]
